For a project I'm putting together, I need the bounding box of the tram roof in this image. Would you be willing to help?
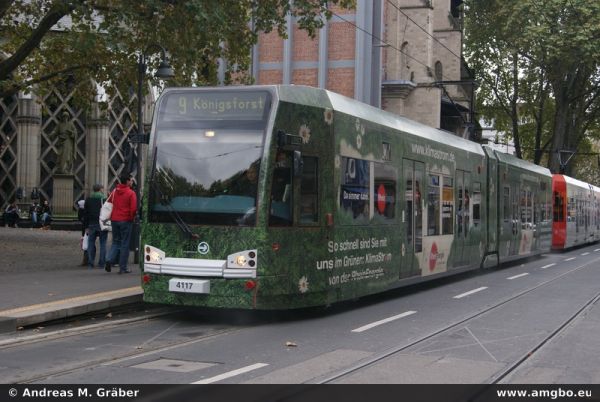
[489,147,552,177]
[275,85,484,156]
[561,174,596,190]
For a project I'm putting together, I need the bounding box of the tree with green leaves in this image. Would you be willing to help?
[0,0,354,104]
[465,0,600,176]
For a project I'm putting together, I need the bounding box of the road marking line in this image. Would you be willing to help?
[454,287,488,299]
[564,257,576,261]
[541,263,556,269]
[507,273,529,280]
[351,311,417,333]
[192,363,269,384]
[581,252,590,256]
[595,248,600,252]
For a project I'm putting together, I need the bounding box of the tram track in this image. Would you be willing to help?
[0,309,175,350]
[11,325,244,384]
[315,255,600,384]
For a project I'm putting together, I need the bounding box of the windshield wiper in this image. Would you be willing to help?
[148,151,200,239]
[149,171,199,240]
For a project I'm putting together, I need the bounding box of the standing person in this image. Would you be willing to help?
[75,197,88,266]
[84,184,108,269]
[105,173,137,274]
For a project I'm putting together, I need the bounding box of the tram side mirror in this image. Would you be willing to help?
[293,150,303,177]
[277,130,286,148]
[277,130,302,148]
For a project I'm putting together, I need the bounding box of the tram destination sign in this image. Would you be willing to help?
[162,91,270,121]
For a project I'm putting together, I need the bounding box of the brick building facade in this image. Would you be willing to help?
[252,0,475,139]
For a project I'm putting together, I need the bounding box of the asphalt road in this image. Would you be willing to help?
[1,243,599,384]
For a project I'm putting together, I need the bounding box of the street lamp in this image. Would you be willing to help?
[129,44,174,263]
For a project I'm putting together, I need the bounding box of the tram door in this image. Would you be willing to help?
[403,159,424,278]
[455,170,470,266]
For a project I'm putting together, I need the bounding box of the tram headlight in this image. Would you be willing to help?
[145,245,165,264]
[227,250,258,269]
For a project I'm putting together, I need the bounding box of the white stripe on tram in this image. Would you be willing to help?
[541,263,556,269]
[507,273,529,280]
[453,287,488,299]
[351,311,417,333]
[192,363,269,384]
[564,257,576,262]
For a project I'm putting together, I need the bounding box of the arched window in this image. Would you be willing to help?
[401,42,410,80]
[435,61,443,81]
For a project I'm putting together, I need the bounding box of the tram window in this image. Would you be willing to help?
[464,187,470,234]
[340,157,370,222]
[300,156,318,224]
[473,182,481,226]
[528,191,533,225]
[405,166,413,246]
[442,176,453,234]
[568,197,575,222]
[457,180,463,235]
[512,188,519,222]
[269,151,293,226]
[520,190,528,225]
[427,174,440,236]
[374,163,396,221]
[503,187,510,222]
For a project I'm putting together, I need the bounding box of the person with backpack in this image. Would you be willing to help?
[83,184,108,269]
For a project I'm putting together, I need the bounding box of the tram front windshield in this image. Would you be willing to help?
[149,90,271,226]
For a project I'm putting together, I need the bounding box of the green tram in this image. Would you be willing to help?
[141,85,552,309]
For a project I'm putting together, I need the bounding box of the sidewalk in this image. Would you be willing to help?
[0,226,142,333]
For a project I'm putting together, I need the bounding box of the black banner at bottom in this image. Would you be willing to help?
[1,384,597,402]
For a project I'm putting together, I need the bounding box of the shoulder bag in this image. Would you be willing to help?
[99,191,114,231]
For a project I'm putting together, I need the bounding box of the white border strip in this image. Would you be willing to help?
[351,311,417,333]
[192,363,268,384]
[453,287,488,299]
[507,273,529,280]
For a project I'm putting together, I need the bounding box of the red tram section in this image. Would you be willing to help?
[552,174,600,250]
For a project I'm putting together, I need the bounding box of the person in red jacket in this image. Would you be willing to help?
[105,172,137,273]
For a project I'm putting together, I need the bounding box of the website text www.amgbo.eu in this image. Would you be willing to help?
[497,387,592,400]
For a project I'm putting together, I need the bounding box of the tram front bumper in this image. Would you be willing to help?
[143,244,257,279]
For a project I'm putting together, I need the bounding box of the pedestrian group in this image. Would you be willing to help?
[83,172,138,274]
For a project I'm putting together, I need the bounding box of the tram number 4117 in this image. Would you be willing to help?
[175,281,193,290]
[168,278,210,294]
